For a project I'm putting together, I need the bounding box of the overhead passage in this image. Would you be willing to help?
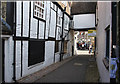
[71,2,97,30]
[71,2,96,15]
[73,14,95,29]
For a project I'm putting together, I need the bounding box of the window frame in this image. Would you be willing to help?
[105,28,110,60]
[28,40,45,67]
[33,1,45,21]
[55,40,60,53]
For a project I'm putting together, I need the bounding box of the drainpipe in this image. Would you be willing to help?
[12,2,16,82]
[60,7,66,62]
[5,2,16,82]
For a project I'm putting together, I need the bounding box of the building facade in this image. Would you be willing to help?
[96,1,120,83]
[1,1,73,82]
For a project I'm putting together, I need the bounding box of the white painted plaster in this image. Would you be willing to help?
[4,1,72,82]
[21,41,55,79]
[39,21,45,39]
[58,8,63,17]
[16,1,22,36]
[45,1,50,39]
[4,37,14,82]
[22,41,28,77]
[15,41,21,80]
[51,2,57,11]
[30,1,38,38]
[73,14,95,29]
[49,9,56,38]
[96,2,111,83]
[55,53,60,63]
[23,1,29,37]
[44,41,55,67]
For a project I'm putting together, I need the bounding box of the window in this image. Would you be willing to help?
[64,41,68,53]
[57,8,62,26]
[57,16,61,26]
[55,41,59,53]
[28,40,45,66]
[64,14,69,30]
[106,28,110,59]
[51,2,56,11]
[34,1,45,19]
[61,1,67,7]
[56,27,61,40]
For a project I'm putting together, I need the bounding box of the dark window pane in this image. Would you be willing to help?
[55,41,59,53]
[106,29,110,59]
[28,40,45,66]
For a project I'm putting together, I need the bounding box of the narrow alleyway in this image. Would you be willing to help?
[35,55,99,83]
[17,55,99,83]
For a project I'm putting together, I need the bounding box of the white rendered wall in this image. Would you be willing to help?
[4,1,72,82]
[16,1,22,36]
[22,41,55,78]
[96,2,111,83]
[15,1,49,79]
[49,9,56,38]
[74,32,79,55]
[55,42,61,63]
[15,41,21,80]
[4,37,14,82]
[73,14,95,29]
[55,53,60,63]
[23,1,29,37]
[30,1,38,38]
[45,1,50,39]
[44,41,55,67]
[39,21,45,39]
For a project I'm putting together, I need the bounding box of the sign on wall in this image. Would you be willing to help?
[88,30,96,37]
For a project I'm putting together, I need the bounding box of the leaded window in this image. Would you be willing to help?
[34,1,45,19]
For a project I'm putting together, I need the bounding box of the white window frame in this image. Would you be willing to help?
[33,1,45,20]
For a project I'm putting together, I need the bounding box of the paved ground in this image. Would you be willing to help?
[35,55,99,83]
[17,55,99,83]
[76,50,94,55]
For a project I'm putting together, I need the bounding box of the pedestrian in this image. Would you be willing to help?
[89,44,93,56]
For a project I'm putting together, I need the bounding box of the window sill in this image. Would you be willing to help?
[102,58,109,71]
[55,52,60,55]
[28,62,44,70]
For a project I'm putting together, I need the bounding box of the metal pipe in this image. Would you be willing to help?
[13,2,16,82]
[60,7,66,62]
